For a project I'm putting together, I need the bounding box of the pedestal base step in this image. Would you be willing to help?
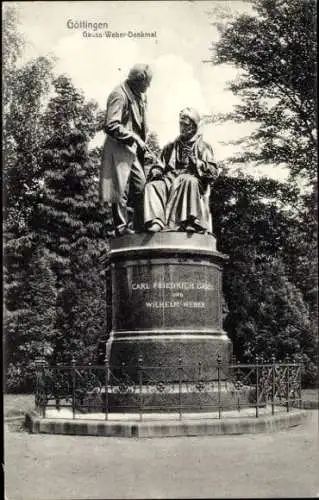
[25,408,308,438]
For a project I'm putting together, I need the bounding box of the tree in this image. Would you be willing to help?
[37,75,111,362]
[209,1,317,383]
[5,249,57,392]
[145,131,161,158]
[3,7,55,390]
[38,76,103,270]
[144,131,162,178]
[4,54,54,261]
[211,172,317,385]
[3,5,54,217]
[212,172,300,259]
[53,257,108,364]
[2,5,25,110]
[224,256,316,385]
[281,181,318,328]
[211,0,317,183]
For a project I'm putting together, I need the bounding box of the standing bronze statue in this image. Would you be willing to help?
[144,107,218,233]
[100,64,152,235]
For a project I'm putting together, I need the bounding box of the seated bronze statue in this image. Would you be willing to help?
[144,107,218,234]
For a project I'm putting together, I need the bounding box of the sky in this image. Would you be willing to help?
[9,0,289,181]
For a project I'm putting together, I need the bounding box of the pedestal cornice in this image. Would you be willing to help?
[109,232,228,261]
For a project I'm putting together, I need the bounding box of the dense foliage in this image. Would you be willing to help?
[212,173,317,385]
[37,75,111,364]
[208,0,317,385]
[211,0,317,183]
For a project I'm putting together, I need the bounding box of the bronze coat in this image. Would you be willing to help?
[100,82,147,203]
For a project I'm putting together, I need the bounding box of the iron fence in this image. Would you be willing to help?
[34,355,303,420]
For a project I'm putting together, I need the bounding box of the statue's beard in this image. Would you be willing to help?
[180,125,197,140]
[128,81,147,96]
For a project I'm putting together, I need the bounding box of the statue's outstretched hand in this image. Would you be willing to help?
[188,154,197,166]
[147,165,164,182]
[133,134,147,151]
[194,158,218,182]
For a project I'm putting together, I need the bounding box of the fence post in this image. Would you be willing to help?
[255,355,259,418]
[291,357,299,409]
[104,355,109,421]
[138,355,143,421]
[299,359,303,410]
[178,357,182,420]
[71,356,76,420]
[236,359,241,412]
[35,357,41,413]
[35,357,46,418]
[42,358,47,419]
[286,355,290,413]
[271,355,276,415]
[198,361,202,410]
[230,355,236,392]
[217,353,222,419]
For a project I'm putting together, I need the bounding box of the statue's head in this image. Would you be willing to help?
[179,107,200,139]
[127,64,153,94]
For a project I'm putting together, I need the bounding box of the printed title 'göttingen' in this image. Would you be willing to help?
[67,20,109,30]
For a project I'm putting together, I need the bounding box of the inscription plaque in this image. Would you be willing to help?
[112,262,222,332]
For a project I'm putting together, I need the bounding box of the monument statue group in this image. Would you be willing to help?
[100,63,231,395]
[30,65,303,421]
[100,63,218,236]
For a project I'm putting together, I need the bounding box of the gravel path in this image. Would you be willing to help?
[4,411,319,499]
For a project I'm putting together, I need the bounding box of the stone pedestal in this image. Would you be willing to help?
[108,232,232,382]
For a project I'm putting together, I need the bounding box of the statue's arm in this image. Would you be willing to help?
[104,91,137,146]
[146,142,177,182]
[146,149,165,181]
[194,142,218,181]
[161,142,177,180]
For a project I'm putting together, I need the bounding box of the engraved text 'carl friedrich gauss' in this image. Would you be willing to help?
[131,281,215,291]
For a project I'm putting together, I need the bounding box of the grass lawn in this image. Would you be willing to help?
[4,394,34,418]
[302,388,318,401]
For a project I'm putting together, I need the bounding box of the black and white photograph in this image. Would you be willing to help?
[3,1,318,499]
